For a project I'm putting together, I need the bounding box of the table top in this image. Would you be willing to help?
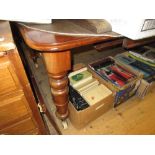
[0,21,16,52]
[17,22,120,52]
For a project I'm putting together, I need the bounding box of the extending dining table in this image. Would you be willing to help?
[16,21,123,127]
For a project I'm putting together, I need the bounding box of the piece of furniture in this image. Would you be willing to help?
[0,21,47,134]
[16,21,122,126]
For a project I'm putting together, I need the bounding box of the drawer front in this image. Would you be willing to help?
[0,56,21,96]
[0,92,30,129]
[0,117,39,135]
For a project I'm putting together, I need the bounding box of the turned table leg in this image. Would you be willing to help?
[42,51,71,120]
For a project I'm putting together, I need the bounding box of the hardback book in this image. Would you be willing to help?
[69,67,93,88]
[76,79,99,95]
[81,84,112,106]
[69,85,89,111]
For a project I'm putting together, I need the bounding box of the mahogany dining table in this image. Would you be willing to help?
[16,22,123,125]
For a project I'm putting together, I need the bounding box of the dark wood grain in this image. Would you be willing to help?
[123,37,155,49]
[17,24,115,52]
[94,38,123,51]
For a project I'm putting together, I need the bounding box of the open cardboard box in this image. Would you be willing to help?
[114,52,155,98]
[68,63,115,129]
[88,57,142,107]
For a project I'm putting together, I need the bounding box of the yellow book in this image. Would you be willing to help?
[82,84,112,106]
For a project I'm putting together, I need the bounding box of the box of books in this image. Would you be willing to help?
[88,57,142,107]
[128,46,155,67]
[114,51,155,98]
[68,64,114,129]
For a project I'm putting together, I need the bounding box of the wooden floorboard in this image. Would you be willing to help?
[59,88,155,135]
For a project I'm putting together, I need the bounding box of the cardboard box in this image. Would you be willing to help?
[68,64,114,129]
[114,52,155,98]
[68,93,114,129]
[88,57,142,107]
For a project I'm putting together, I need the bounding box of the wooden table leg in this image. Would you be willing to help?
[42,51,71,120]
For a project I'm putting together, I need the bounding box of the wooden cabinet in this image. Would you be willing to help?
[0,90,33,127]
[0,21,47,135]
[0,55,21,95]
[0,117,38,135]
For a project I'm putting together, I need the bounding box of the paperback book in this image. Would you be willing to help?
[81,84,112,106]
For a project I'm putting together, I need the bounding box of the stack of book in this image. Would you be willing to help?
[115,52,155,83]
[88,57,140,107]
[88,57,135,88]
[114,51,155,98]
[128,46,155,67]
[68,67,112,110]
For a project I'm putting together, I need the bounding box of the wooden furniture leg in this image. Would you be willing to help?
[42,51,71,121]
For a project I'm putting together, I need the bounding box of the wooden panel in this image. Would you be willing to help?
[0,55,21,96]
[123,37,155,49]
[0,91,30,129]
[0,21,47,134]
[0,21,15,52]
[7,49,47,134]
[94,38,123,51]
[0,117,39,135]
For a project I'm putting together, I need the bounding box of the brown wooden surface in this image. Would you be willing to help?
[0,55,21,96]
[0,21,15,52]
[0,91,30,129]
[43,51,71,120]
[0,21,47,135]
[123,37,155,49]
[0,50,47,134]
[8,49,47,134]
[0,117,39,135]
[94,38,123,51]
[17,23,116,52]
